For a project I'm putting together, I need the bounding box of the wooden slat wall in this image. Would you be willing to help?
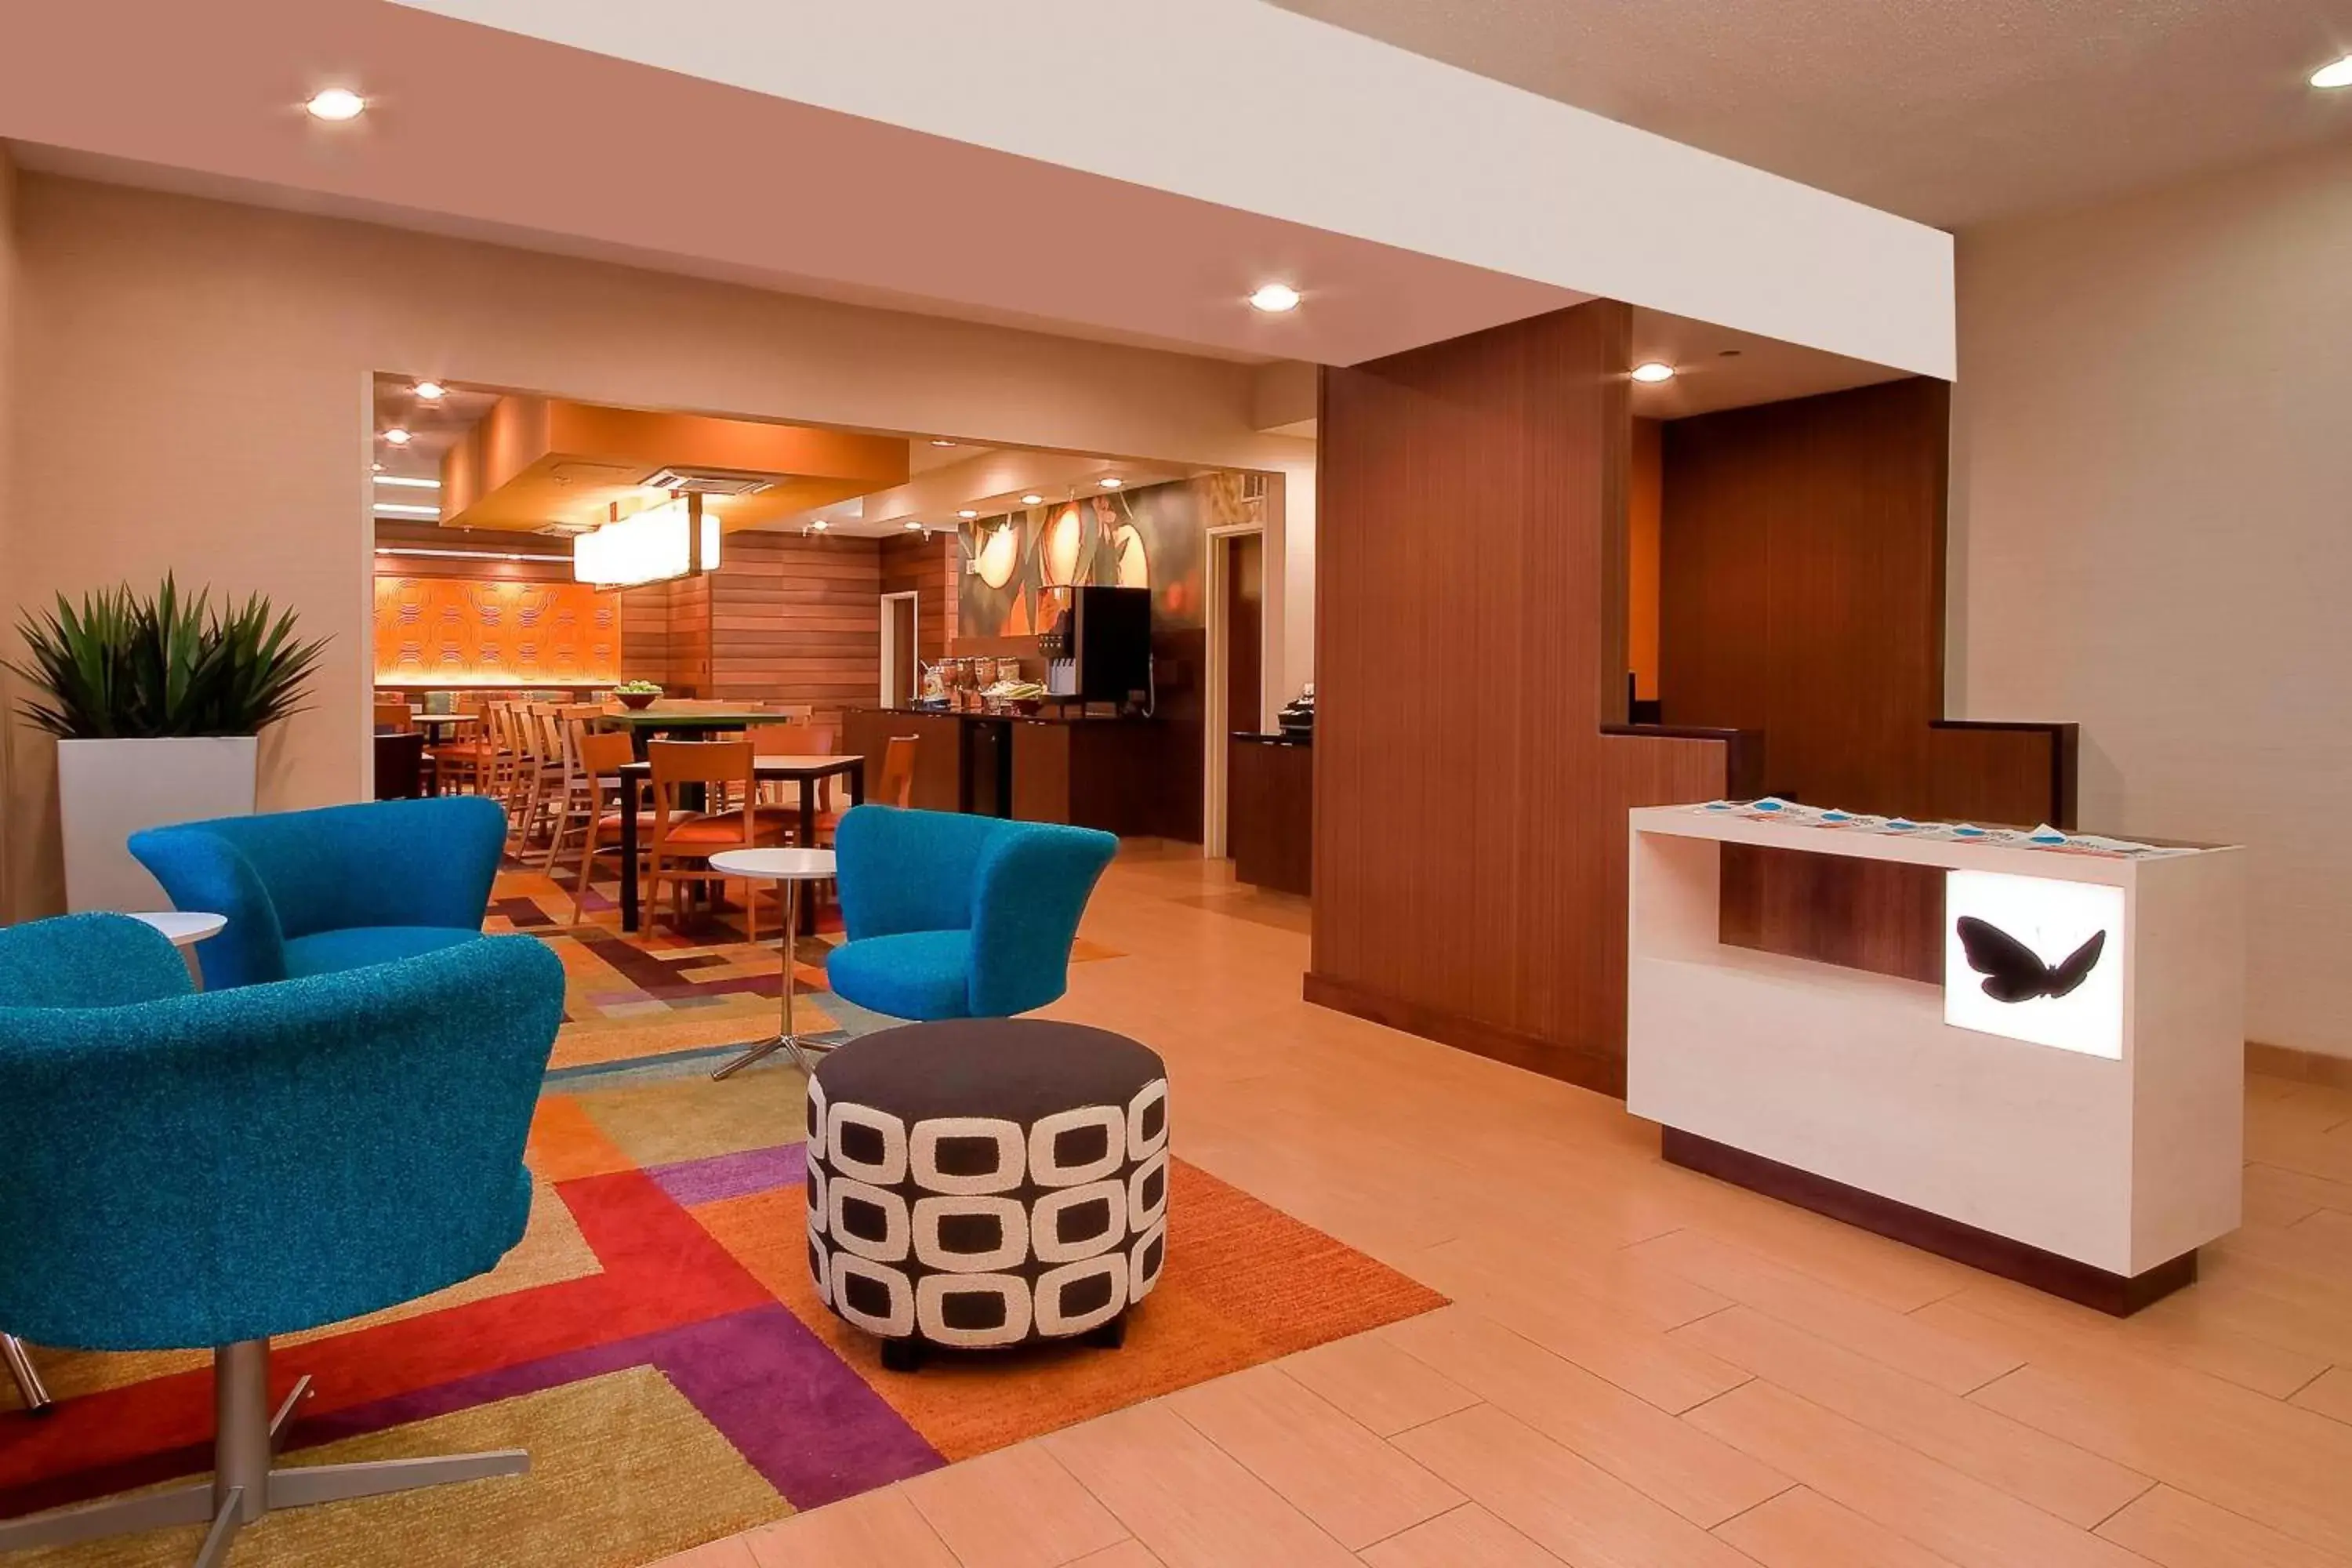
[707,531,883,710]
[880,531,955,667]
[619,581,692,695]
[1657,377,2077,982]
[1308,299,1747,1094]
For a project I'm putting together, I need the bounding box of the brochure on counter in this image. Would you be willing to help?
[1685,799,2195,858]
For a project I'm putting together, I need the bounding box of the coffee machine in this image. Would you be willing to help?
[1040,586,1152,708]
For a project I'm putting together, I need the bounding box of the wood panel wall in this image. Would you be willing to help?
[1308,299,1748,1094]
[1657,376,2076,981]
[619,580,690,693]
[706,531,882,711]
[880,531,956,668]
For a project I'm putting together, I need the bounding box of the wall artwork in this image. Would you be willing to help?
[958,473,1252,638]
[372,576,621,686]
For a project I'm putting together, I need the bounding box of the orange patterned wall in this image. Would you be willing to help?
[372,576,621,687]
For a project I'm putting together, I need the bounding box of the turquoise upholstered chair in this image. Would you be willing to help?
[129,795,506,989]
[0,913,563,1562]
[827,806,1117,1022]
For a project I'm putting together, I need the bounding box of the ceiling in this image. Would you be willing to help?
[0,0,1588,370]
[0,0,1962,380]
[1269,0,2352,228]
[366,378,1214,542]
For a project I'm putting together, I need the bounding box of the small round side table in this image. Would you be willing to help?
[129,911,227,950]
[706,847,838,1081]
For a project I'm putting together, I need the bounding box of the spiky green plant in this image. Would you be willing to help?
[6,576,329,739]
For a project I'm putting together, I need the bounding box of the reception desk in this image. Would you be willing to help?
[1627,804,2244,1314]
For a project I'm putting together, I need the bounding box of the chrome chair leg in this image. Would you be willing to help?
[0,1338,524,1563]
[2,1332,52,1415]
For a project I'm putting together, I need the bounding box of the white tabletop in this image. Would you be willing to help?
[707,847,837,881]
[130,910,227,947]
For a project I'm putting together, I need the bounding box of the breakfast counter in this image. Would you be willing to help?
[844,707,1188,837]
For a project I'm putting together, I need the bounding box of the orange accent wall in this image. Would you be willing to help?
[372,576,620,688]
[1628,416,1663,702]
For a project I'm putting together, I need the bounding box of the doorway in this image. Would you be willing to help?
[880,591,919,706]
[1203,527,1265,857]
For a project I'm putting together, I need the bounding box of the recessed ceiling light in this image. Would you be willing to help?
[306,87,366,122]
[903,521,925,532]
[412,380,447,401]
[1631,361,1677,383]
[372,461,384,472]
[1248,283,1301,314]
[1021,493,1044,506]
[374,474,441,489]
[957,509,979,519]
[1098,477,1124,489]
[809,519,830,532]
[2314,54,2352,89]
[929,438,957,448]
[380,427,413,445]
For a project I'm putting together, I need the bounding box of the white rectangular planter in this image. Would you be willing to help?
[59,736,259,913]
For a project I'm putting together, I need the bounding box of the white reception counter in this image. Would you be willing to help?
[1625,804,2244,1313]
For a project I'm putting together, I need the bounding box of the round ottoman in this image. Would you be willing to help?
[805,1019,1169,1371]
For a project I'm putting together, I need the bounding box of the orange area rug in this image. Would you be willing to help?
[0,868,1444,1567]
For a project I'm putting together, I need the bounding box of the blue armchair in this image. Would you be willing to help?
[826,806,1117,1022]
[129,795,507,989]
[0,913,563,1559]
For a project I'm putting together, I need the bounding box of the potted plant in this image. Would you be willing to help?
[8,577,327,911]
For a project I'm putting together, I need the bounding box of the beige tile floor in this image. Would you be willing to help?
[659,847,2352,1568]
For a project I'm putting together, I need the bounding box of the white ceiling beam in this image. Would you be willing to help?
[397,0,1954,377]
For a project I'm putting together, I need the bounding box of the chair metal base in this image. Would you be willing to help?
[2,1332,53,1415]
[0,1339,526,1566]
[710,1030,834,1081]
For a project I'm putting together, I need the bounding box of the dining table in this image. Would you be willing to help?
[614,754,865,934]
[600,707,806,757]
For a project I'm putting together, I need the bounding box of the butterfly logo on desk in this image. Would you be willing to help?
[1954,916,2107,1004]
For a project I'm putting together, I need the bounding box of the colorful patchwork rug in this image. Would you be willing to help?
[0,867,1444,1567]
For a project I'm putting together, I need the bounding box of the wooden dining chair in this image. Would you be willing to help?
[562,728,661,924]
[539,713,597,872]
[514,703,568,851]
[810,734,916,851]
[373,699,413,734]
[485,702,528,834]
[874,735,919,811]
[752,722,842,820]
[430,702,493,796]
[645,741,788,935]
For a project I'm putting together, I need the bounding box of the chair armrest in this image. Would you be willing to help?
[0,913,194,1007]
[128,827,289,988]
[0,935,564,1350]
[966,824,1117,1016]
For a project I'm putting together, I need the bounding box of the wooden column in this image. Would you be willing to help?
[1307,299,1749,1095]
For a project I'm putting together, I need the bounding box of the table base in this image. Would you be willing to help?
[710,1030,837,1081]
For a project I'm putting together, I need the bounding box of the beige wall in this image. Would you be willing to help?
[1951,140,2352,1059]
[2,175,1317,918]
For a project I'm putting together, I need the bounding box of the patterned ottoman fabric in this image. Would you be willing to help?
[806,1019,1170,1359]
